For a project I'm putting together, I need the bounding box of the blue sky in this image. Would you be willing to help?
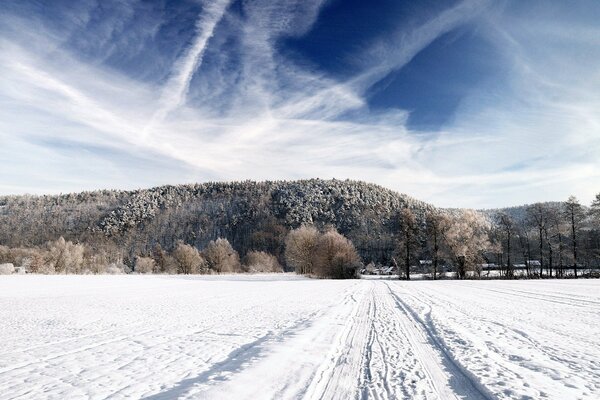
[1,0,599,208]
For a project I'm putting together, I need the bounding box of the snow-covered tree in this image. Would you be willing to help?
[444,210,490,279]
[285,226,320,275]
[313,229,361,279]
[564,196,585,277]
[134,256,156,274]
[244,251,282,273]
[203,238,241,273]
[173,242,206,274]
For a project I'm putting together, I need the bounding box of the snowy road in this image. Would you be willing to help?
[0,276,598,399]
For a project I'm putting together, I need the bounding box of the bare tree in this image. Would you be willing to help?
[544,204,567,277]
[313,229,361,279]
[564,196,585,277]
[397,208,418,280]
[134,256,156,274]
[495,212,515,278]
[516,222,533,277]
[590,193,600,226]
[46,237,85,274]
[203,238,241,273]
[526,203,548,277]
[284,226,320,275]
[443,210,490,279]
[425,210,449,280]
[244,251,282,273]
[173,242,206,274]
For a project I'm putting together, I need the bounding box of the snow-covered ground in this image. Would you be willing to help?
[0,275,598,399]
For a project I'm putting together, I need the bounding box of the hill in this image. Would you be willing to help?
[0,179,434,264]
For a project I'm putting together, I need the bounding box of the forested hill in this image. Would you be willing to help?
[480,202,567,224]
[0,179,434,264]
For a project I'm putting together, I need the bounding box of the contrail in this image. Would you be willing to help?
[145,0,231,136]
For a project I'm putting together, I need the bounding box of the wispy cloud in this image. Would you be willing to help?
[147,0,232,133]
[0,0,598,208]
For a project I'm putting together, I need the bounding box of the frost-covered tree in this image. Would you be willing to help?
[0,263,14,275]
[526,203,548,277]
[444,210,490,279]
[397,208,419,280]
[313,229,361,279]
[244,251,282,273]
[152,243,178,273]
[46,237,85,274]
[173,242,206,274]
[564,196,585,277]
[590,193,600,226]
[425,210,450,280]
[285,226,320,275]
[134,256,156,274]
[203,238,241,273]
[495,212,515,278]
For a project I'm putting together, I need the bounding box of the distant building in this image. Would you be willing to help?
[382,266,395,275]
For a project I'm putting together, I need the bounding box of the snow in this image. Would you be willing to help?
[0,275,598,399]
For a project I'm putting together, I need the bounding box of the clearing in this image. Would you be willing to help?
[0,275,598,399]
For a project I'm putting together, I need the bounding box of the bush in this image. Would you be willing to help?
[106,262,128,274]
[0,245,11,264]
[284,226,319,274]
[0,263,15,275]
[152,244,178,273]
[244,251,283,273]
[313,230,361,279]
[173,242,206,274]
[46,237,85,274]
[203,238,241,273]
[134,256,156,274]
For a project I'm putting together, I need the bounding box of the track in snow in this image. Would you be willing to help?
[0,275,598,399]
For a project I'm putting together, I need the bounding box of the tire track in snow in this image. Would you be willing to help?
[144,282,368,400]
[359,282,436,400]
[141,308,327,400]
[384,281,494,400]
[451,283,600,310]
[405,283,600,398]
[303,282,374,400]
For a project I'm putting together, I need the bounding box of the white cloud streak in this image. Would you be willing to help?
[145,0,232,134]
[0,0,599,208]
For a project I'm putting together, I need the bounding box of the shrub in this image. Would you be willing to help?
[46,237,85,274]
[284,226,319,274]
[313,230,361,279]
[134,256,156,274]
[244,251,283,273]
[0,263,15,275]
[106,262,128,274]
[203,238,241,273]
[173,242,206,274]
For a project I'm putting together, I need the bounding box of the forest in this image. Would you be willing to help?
[0,179,598,279]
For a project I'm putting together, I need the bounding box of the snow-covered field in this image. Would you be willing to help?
[0,275,598,399]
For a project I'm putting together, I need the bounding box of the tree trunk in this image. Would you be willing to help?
[405,238,410,281]
[558,232,563,278]
[392,257,400,280]
[525,236,531,278]
[507,229,512,279]
[571,212,578,278]
[433,231,438,280]
[539,227,544,278]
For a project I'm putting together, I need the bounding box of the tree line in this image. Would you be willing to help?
[393,194,600,280]
[0,180,598,279]
[0,226,361,278]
